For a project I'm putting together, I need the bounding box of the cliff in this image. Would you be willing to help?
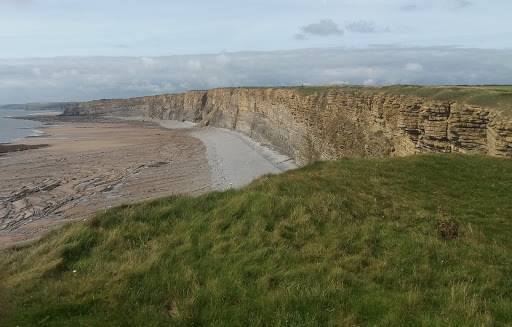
[63,86,512,164]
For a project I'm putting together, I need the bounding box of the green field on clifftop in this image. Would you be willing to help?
[288,84,512,115]
[1,155,512,326]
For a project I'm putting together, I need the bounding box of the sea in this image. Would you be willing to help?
[0,109,46,144]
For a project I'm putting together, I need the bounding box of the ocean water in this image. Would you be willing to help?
[0,109,44,144]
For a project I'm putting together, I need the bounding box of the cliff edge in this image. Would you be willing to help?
[63,85,512,164]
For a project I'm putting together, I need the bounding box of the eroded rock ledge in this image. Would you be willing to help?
[63,87,512,164]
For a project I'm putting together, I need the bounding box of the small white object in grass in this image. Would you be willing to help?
[73,270,77,273]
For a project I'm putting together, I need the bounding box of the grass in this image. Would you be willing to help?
[380,85,512,114]
[1,154,511,326]
[472,85,512,90]
[281,84,512,116]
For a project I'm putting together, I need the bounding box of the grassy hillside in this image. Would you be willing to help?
[1,154,511,326]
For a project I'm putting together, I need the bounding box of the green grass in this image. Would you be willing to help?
[281,84,512,116]
[380,85,512,114]
[472,85,512,91]
[1,154,511,326]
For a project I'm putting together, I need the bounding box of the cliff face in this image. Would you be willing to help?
[63,87,512,164]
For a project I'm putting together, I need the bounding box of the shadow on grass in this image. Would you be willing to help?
[0,263,7,327]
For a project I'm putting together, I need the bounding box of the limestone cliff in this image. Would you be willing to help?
[63,87,512,164]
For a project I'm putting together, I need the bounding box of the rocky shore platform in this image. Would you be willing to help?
[0,115,296,248]
[0,143,49,155]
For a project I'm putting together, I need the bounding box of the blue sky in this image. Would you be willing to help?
[0,0,511,103]
[2,0,511,57]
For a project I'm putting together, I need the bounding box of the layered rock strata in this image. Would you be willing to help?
[63,88,512,164]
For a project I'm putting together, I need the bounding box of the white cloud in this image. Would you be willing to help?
[346,20,377,33]
[301,19,343,36]
[401,4,419,11]
[363,78,376,86]
[216,53,230,66]
[179,82,191,89]
[186,60,202,71]
[327,80,349,85]
[0,47,511,103]
[452,0,473,9]
[405,63,423,72]
[141,57,156,69]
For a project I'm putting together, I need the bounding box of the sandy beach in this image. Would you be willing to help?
[0,115,296,248]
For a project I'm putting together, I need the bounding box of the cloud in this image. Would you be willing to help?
[400,4,419,11]
[405,62,423,72]
[401,1,472,11]
[294,33,307,40]
[141,57,156,69]
[0,48,511,104]
[186,60,202,71]
[452,0,473,8]
[363,78,376,86]
[301,19,343,36]
[216,53,230,66]
[346,20,377,33]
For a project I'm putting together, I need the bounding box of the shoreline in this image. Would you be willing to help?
[0,110,62,144]
[0,116,212,248]
[0,114,297,249]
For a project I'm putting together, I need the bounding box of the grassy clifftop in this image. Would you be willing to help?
[286,84,512,115]
[382,85,512,114]
[1,154,511,326]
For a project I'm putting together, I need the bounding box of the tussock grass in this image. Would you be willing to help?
[0,264,6,327]
[1,154,511,326]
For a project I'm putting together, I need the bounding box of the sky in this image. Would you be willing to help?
[0,0,511,103]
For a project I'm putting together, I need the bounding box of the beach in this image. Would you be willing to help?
[0,115,296,248]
